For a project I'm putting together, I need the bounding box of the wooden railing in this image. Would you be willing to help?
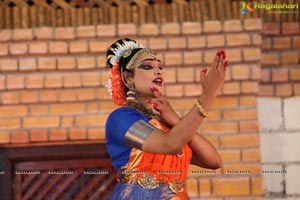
[0,142,116,200]
[0,0,298,29]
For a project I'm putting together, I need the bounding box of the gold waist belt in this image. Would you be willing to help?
[121,173,184,193]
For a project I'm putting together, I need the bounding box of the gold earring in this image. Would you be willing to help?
[126,82,136,101]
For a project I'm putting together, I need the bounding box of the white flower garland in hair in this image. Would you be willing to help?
[105,78,112,97]
[109,40,143,66]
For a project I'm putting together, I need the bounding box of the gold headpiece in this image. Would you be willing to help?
[125,48,155,70]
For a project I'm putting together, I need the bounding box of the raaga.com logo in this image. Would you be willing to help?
[241,1,299,15]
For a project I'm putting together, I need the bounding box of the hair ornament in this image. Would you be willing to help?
[105,78,112,97]
[109,40,143,66]
[123,49,132,58]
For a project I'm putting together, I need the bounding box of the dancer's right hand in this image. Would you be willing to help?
[200,49,229,98]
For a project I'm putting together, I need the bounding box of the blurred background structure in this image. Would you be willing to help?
[0,0,299,199]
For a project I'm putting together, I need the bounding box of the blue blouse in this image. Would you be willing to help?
[105,107,150,169]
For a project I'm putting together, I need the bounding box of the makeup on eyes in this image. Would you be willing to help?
[137,61,163,71]
[138,63,153,70]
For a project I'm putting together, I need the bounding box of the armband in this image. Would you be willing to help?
[124,120,156,149]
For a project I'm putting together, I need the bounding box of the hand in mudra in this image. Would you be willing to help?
[149,87,180,127]
[200,49,229,98]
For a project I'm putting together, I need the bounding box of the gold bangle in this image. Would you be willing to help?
[195,99,208,118]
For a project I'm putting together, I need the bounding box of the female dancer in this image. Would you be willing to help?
[105,38,229,199]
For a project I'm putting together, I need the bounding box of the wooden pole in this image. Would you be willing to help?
[21,6,29,28]
[12,7,21,29]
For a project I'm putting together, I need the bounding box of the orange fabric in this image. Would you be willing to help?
[125,118,192,183]
[171,191,189,200]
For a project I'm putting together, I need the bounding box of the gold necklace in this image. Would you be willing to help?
[125,101,159,119]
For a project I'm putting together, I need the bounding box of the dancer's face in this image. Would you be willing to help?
[132,53,164,96]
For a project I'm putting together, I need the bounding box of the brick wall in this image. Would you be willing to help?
[0,26,115,143]
[260,22,300,97]
[258,97,300,199]
[258,21,300,200]
[1,19,263,199]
